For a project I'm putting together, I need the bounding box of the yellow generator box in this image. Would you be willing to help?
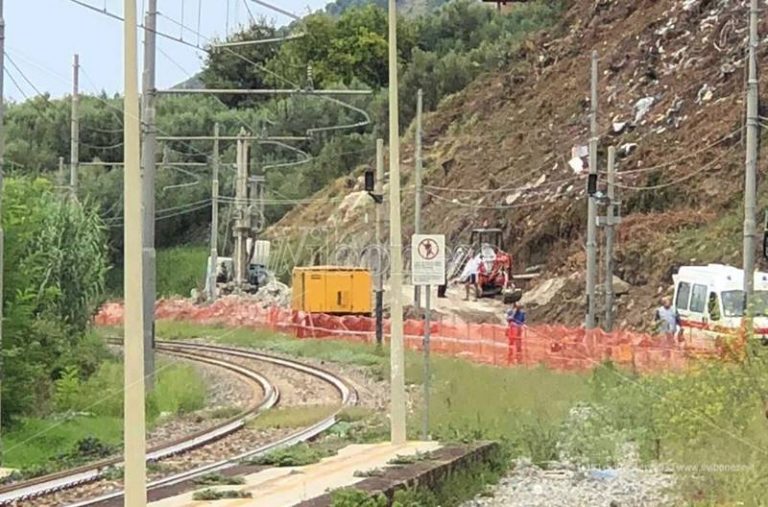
[292,266,372,315]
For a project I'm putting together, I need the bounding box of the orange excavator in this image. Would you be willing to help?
[448,228,523,304]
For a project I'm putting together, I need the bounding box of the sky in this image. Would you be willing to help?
[5,0,329,101]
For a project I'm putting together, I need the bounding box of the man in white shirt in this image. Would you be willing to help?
[464,255,482,301]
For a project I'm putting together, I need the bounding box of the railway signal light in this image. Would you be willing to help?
[763,210,768,260]
[587,173,598,196]
[365,167,382,203]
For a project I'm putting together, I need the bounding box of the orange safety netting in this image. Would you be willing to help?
[94,298,721,373]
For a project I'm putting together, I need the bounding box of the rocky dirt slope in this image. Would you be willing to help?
[268,0,768,330]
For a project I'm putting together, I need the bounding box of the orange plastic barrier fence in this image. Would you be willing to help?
[94,298,721,373]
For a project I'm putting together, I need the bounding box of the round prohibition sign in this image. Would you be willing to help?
[417,238,440,260]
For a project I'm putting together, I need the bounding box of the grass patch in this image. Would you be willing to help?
[330,488,387,507]
[156,245,209,297]
[387,451,431,466]
[105,245,209,298]
[2,417,122,469]
[192,488,252,500]
[333,445,508,507]
[248,405,338,431]
[353,468,384,478]
[193,473,246,486]
[3,355,207,469]
[154,322,590,453]
[245,443,335,467]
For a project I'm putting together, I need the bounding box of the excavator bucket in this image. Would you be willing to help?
[503,288,523,304]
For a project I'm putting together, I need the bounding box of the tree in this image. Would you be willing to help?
[200,23,283,108]
[2,178,108,421]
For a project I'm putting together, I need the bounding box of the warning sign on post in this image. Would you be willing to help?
[411,234,446,286]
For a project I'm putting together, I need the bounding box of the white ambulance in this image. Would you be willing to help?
[672,264,768,343]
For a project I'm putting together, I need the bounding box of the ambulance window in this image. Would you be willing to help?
[690,284,708,313]
[675,282,691,310]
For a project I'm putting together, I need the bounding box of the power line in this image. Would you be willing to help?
[79,140,125,150]
[242,0,256,25]
[613,147,734,191]
[5,66,29,100]
[5,53,43,96]
[246,0,300,20]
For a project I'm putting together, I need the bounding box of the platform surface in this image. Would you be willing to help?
[151,441,441,507]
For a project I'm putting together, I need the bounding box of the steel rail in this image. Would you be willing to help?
[0,345,279,505]
[0,341,357,506]
[69,340,358,507]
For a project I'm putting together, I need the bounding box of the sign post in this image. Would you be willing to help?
[411,234,445,441]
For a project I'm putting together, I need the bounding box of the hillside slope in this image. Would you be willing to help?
[268,0,768,330]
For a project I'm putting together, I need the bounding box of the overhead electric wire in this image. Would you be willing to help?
[246,0,300,20]
[242,0,256,25]
[6,53,43,96]
[5,66,29,100]
[607,127,743,177]
[425,189,573,210]
[66,0,207,51]
[152,10,372,134]
[613,147,734,191]
[79,140,125,150]
[158,46,193,76]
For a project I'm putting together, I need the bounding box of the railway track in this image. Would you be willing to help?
[0,340,357,506]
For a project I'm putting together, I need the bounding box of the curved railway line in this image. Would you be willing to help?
[0,340,358,506]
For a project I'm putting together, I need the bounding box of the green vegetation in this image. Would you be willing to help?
[332,445,507,507]
[155,322,768,505]
[192,489,252,500]
[3,419,122,470]
[193,473,247,486]
[2,178,108,423]
[387,452,430,465]
[109,245,209,298]
[3,359,207,469]
[331,488,388,507]
[4,0,563,289]
[248,405,338,431]
[247,442,336,467]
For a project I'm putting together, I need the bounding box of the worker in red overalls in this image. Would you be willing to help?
[506,302,526,364]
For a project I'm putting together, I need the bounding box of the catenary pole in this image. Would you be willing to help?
[414,89,423,311]
[375,138,384,347]
[388,0,407,445]
[209,123,220,302]
[141,0,158,389]
[586,50,598,329]
[604,146,616,331]
[123,0,148,504]
[59,157,65,189]
[744,0,759,319]
[70,54,79,197]
[0,0,6,445]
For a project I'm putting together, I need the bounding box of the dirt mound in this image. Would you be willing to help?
[269,0,766,330]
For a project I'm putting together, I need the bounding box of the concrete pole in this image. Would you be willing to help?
[422,285,431,441]
[234,129,248,291]
[414,88,423,311]
[744,0,759,319]
[375,138,384,347]
[141,0,158,390]
[0,0,6,442]
[123,0,147,504]
[388,0,407,445]
[604,146,616,331]
[58,157,65,188]
[209,123,220,302]
[70,54,79,197]
[586,50,598,330]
